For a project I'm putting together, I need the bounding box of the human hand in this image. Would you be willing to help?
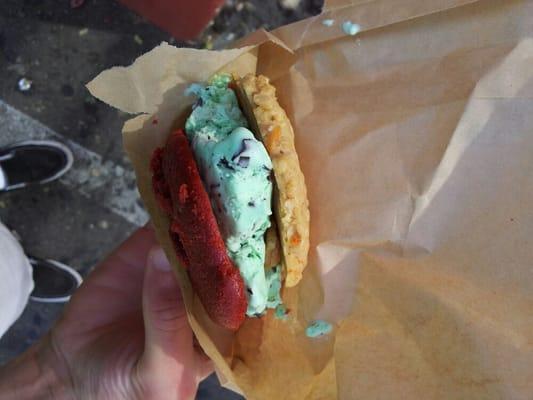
[0,225,212,400]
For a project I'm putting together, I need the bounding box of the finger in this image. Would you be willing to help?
[144,220,154,229]
[192,336,214,381]
[141,246,195,373]
[95,225,158,278]
[195,353,214,381]
[63,226,159,321]
[112,225,157,270]
[193,336,211,364]
[192,335,202,352]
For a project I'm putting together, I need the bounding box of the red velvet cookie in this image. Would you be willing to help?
[151,129,247,330]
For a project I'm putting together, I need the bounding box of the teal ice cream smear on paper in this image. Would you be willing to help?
[306,320,333,338]
[274,304,288,320]
[269,266,288,320]
[185,74,277,316]
[265,266,283,309]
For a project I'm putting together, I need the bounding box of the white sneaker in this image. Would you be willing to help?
[0,140,73,192]
[29,258,82,303]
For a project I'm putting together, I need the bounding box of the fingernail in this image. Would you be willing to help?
[149,247,172,271]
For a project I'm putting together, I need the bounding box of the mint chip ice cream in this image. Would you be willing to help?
[185,74,278,316]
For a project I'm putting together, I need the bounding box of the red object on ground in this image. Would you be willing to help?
[70,0,85,8]
[117,0,224,40]
[151,130,247,330]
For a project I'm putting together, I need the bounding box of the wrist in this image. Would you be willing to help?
[0,334,72,399]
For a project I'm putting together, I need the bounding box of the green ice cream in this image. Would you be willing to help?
[185,74,276,316]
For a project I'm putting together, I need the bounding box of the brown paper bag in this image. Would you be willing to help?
[88,1,533,398]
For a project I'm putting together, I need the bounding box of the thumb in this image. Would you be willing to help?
[141,247,194,375]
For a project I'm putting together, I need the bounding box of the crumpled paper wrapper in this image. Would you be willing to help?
[87,0,533,398]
